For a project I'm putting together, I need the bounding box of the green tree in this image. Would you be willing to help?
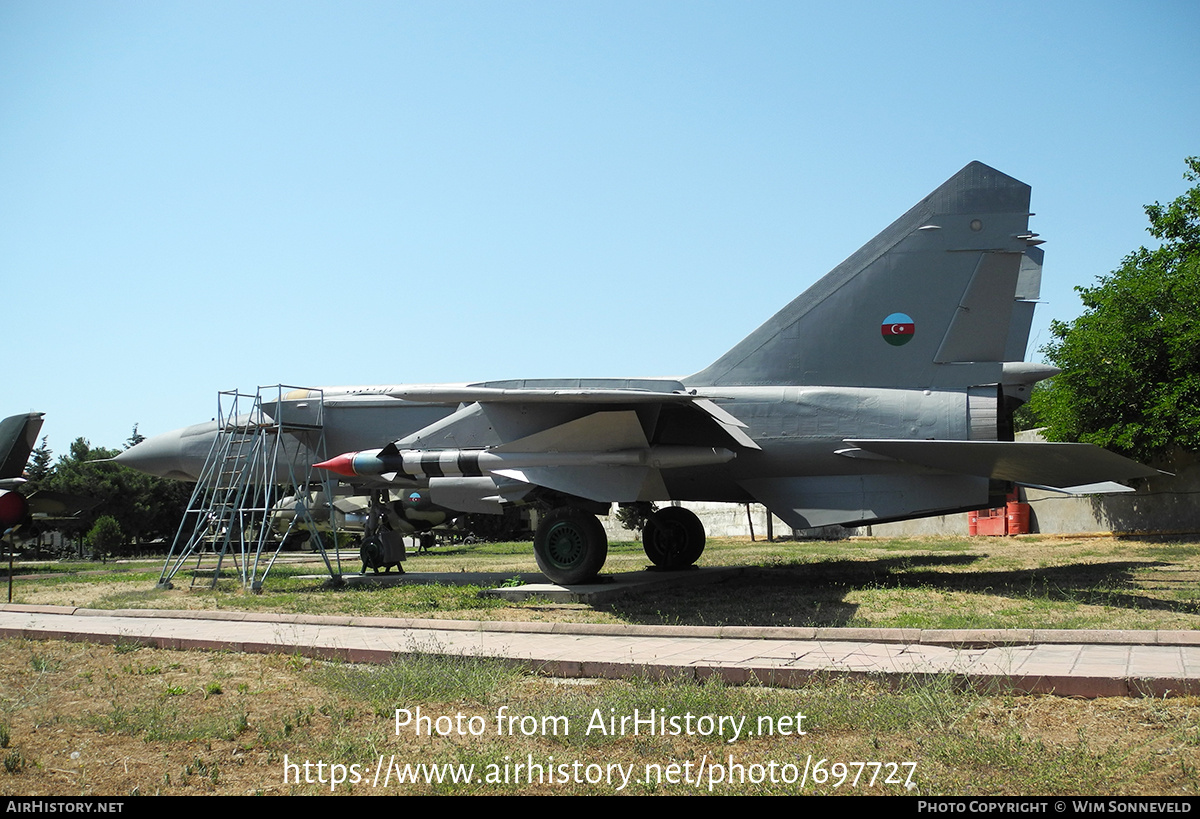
[43,435,188,554]
[1031,157,1200,463]
[615,502,657,533]
[23,437,53,485]
[85,515,123,561]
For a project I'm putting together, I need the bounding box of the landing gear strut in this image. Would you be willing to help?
[533,508,608,585]
[642,506,705,570]
[360,489,406,574]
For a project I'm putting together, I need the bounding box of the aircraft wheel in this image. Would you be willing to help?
[642,506,705,569]
[360,534,384,572]
[533,508,608,585]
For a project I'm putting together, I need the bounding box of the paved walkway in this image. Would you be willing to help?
[2,604,1199,697]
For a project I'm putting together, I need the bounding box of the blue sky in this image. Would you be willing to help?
[3,1,1197,456]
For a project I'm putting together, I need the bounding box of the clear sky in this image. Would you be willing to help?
[3,1,1197,457]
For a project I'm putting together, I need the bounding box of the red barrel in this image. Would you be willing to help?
[1005,500,1031,535]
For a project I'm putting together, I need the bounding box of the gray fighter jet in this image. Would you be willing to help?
[118,162,1159,584]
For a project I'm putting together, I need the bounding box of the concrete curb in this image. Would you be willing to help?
[3,603,1197,648]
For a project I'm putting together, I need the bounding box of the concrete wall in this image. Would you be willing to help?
[600,501,793,542]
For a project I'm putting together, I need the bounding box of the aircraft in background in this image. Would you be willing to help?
[118,162,1160,584]
[0,412,44,531]
[0,413,101,544]
[269,485,526,550]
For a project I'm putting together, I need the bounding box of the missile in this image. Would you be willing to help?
[314,445,736,482]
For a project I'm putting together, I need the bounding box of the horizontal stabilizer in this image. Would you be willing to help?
[847,439,1161,488]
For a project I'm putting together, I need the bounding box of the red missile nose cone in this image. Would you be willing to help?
[313,453,357,476]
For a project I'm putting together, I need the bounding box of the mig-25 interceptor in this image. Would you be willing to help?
[117,162,1159,584]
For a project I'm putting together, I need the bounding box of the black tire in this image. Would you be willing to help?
[642,506,706,569]
[533,508,608,584]
[360,534,383,572]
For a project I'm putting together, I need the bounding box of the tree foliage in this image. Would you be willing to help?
[24,437,52,484]
[37,434,189,555]
[1030,158,1200,463]
[615,502,657,533]
[85,515,123,560]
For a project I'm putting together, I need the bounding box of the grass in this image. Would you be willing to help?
[314,651,522,709]
[9,534,1200,630]
[3,534,1200,794]
[0,639,1197,795]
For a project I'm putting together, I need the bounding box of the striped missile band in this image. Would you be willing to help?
[314,449,489,480]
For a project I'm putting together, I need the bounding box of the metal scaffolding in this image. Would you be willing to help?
[157,385,342,591]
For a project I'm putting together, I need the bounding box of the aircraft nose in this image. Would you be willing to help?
[114,424,213,481]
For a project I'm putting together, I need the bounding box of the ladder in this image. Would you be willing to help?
[157,386,342,591]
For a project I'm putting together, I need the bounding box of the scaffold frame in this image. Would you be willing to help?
[157,385,342,591]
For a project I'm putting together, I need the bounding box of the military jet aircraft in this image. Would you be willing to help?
[0,412,44,530]
[118,162,1159,584]
[1,413,100,539]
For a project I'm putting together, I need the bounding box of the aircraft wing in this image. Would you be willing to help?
[392,378,759,454]
[384,385,698,404]
[318,379,755,507]
[845,439,1163,488]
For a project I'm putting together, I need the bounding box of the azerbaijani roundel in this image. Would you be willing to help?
[881,312,915,346]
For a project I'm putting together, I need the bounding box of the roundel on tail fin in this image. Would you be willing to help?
[881,312,915,346]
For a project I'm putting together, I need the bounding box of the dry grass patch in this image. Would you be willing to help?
[0,639,1198,795]
[6,535,1200,631]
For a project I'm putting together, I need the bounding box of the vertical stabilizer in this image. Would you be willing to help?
[0,413,44,479]
[685,162,1039,390]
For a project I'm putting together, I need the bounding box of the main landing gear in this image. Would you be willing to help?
[360,489,406,574]
[641,506,706,570]
[533,508,608,585]
[532,504,709,585]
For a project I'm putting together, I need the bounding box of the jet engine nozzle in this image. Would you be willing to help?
[0,489,28,529]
